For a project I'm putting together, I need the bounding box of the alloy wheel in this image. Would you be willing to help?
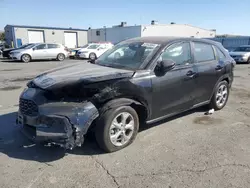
[216,84,228,108]
[109,112,135,147]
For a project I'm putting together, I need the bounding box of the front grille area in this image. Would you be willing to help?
[19,99,38,116]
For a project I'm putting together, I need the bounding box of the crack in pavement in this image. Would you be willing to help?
[91,156,120,188]
[117,163,250,179]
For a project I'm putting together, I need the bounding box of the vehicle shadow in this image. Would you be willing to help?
[0,58,84,63]
[0,59,58,63]
[0,107,207,162]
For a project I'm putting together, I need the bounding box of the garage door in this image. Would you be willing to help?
[28,30,44,43]
[64,32,77,48]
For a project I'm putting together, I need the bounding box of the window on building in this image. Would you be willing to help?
[47,44,60,49]
[96,30,100,36]
[194,42,215,62]
[35,44,47,50]
[159,42,192,66]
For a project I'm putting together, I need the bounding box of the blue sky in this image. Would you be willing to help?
[1,0,250,35]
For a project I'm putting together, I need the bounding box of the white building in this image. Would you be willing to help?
[88,21,216,44]
[4,25,88,48]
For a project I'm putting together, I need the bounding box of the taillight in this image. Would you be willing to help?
[64,47,69,52]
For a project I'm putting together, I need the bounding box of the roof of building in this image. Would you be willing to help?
[122,36,220,46]
[5,24,87,31]
[92,24,215,33]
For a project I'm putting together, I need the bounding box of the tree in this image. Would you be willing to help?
[0,32,5,41]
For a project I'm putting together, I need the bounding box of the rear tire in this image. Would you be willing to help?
[21,54,31,63]
[57,53,65,61]
[247,57,250,64]
[89,53,97,60]
[209,81,229,110]
[95,106,139,153]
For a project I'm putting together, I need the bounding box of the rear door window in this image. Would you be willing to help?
[35,44,47,50]
[193,42,215,62]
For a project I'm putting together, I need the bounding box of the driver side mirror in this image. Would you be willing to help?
[155,59,176,74]
[32,48,36,51]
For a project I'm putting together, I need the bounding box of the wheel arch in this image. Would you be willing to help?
[99,97,149,123]
[209,75,230,100]
[21,53,32,61]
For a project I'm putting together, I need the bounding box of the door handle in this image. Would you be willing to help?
[186,70,197,77]
[215,65,223,71]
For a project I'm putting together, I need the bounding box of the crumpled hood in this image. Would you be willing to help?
[229,51,250,56]
[10,49,28,53]
[32,62,134,89]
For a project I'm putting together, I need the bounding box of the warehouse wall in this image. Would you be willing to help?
[88,29,106,43]
[209,37,250,51]
[9,27,88,47]
[141,24,215,38]
[43,29,87,46]
[77,31,88,46]
[88,26,141,44]
[14,27,38,45]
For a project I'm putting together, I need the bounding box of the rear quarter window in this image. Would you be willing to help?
[214,46,226,60]
[193,42,215,62]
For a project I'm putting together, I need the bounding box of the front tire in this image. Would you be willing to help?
[95,106,139,152]
[89,53,97,60]
[21,54,31,63]
[209,80,229,110]
[57,53,65,61]
[247,57,250,64]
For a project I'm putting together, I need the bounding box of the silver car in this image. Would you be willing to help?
[9,43,69,63]
[229,45,250,64]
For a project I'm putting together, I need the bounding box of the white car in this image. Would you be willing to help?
[9,43,69,63]
[69,44,91,59]
[229,45,250,64]
[77,43,113,60]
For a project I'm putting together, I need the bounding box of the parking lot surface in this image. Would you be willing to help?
[0,59,250,188]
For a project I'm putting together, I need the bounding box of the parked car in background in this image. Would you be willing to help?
[229,45,250,64]
[77,42,113,60]
[9,43,69,63]
[69,44,90,59]
[17,37,234,152]
[2,43,34,58]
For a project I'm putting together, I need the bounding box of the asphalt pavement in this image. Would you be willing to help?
[0,59,250,188]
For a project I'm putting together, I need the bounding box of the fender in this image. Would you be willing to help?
[99,97,149,119]
[209,73,232,100]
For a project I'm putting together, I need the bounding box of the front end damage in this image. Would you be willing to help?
[16,62,145,149]
[17,88,99,149]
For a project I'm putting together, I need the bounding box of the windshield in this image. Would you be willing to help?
[234,47,250,52]
[87,44,100,49]
[79,44,89,48]
[24,44,36,49]
[96,42,160,70]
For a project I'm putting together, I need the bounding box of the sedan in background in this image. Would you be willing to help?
[69,44,90,59]
[229,45,250,64]
[9,43,69,63]
[77,42,113,60]
[2,43,34,58]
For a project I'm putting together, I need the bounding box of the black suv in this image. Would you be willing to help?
[17,37,234,152]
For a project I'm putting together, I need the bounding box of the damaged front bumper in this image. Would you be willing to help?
[17,88,99,149]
